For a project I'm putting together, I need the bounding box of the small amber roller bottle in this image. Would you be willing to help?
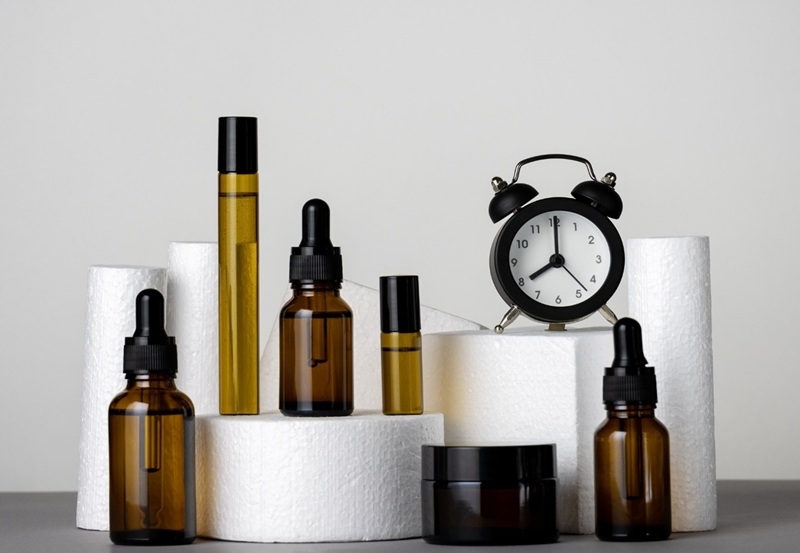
[594,317,671,541]
[279,199,353,416]
[380,275,423,415]
[108,289,196,545]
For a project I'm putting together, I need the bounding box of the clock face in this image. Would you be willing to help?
[490,197,624,323]
[508,210,611,307]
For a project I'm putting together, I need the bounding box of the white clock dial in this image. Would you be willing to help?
[507,210,611,307]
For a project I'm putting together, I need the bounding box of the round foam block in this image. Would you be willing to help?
[77,265,167,531]
[196,410,444,542]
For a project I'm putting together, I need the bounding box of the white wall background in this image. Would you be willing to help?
[1,0,798,491]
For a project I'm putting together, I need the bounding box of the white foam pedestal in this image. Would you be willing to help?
[628,236,717,532]
[423,328,612,535]
[167,241,218,416]
[77,265,167,531]
[196,411,444,542]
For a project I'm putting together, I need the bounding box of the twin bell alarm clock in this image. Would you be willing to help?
[488,154,624,333]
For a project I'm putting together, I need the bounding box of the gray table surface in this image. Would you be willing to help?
[1,481,798,552]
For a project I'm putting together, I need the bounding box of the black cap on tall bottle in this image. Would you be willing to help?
[289,199,343,283]
[380,275,421,333]
[602,317,658,405]
[218,116,258,173]
[123,289,178,376]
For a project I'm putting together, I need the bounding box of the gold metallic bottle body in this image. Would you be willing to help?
[218,171,259,415]
[279,283,353,416]
[381,331,423,415]
[594,404,671,541]
[109,376,196,545]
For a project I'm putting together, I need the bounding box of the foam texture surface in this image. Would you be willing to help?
[167,241,218,415]
[260,279,483,410]
[196,411,444,542]
[423,327,611,534]
[76,265,167,531]
[628,236,717,532]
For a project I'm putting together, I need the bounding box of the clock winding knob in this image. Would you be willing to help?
[491,177,508,192]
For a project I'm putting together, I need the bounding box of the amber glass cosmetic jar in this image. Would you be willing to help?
[421,444,559,545]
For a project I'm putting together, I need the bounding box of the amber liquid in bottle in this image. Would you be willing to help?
[218,172,259,415]
[381,331,423,415]
[109,375,196,545]
[594,404,671,541]
[280,283,353,416]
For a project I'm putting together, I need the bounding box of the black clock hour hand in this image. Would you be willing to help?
[553,215,560,256]
[562,264,588,291]
[529,261,553,281]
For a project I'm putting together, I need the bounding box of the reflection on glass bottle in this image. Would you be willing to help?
[594,317,670,541]
[108,289,196,545]
[280,199,353,416]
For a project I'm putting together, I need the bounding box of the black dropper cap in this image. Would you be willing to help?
[602,317,658,405]
[123,289,178,377]
[289,199,343,283]
[380,275,421,333]
[218,116,258,173]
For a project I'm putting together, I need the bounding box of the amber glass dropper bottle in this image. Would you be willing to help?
[279,199,353,416]
[594,317,671,541]
[218,116,259,415]
[108,289,196,545]
[380,275,423,415]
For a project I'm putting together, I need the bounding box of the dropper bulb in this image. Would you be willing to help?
[300,199,332,248]
[134,289,168,342]
[612,317,648,369]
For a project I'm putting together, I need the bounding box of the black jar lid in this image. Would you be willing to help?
[422,444,557,482]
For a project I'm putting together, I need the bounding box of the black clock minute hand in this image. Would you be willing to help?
[529,261,553,281]
[562,264,588,291]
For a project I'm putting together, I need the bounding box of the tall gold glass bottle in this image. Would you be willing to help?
[109,289,195,545]
[594,317,671,541]
[279,199,353,416]
[218,116,259,415]
[380,275,423,415]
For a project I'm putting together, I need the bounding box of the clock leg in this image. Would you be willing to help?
[598,304,618,325]
[494,305,522,334]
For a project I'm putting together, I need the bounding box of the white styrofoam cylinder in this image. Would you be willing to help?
[167,241,218,416]
[196,411,444,542]
[76,265,167,531]
[422,327,612,535]
[627,236,717,532]
[260,279,483,411]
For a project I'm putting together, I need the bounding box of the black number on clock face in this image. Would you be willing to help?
[508,210,611,308]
